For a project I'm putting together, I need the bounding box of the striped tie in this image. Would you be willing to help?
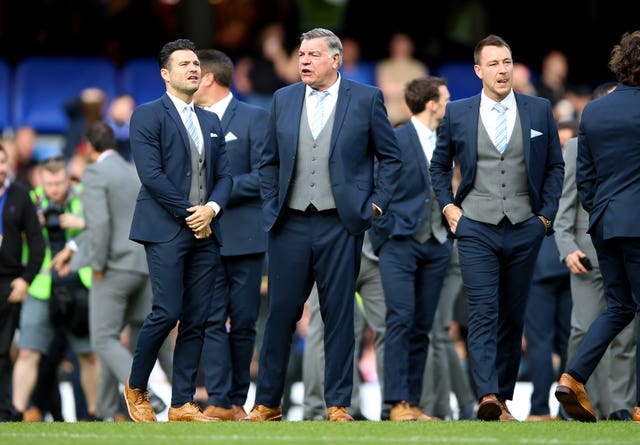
[310,90,329,139]
[184,105,202,153]
[494,102,507,153]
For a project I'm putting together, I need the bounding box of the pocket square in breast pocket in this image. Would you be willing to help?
[530,129,542,138]
[225,132,238,142]
[210,133,218,138]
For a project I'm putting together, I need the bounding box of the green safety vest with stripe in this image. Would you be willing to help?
[26,185,92,300]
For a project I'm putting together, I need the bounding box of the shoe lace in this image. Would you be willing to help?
[133,388,151,405]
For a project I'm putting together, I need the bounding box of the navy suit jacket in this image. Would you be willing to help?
[576,84,640,238]
[430,92,564,230]
[129,93,232,245]
[214,97,268,256]
[370,121,431,253]
[259,79,402,235]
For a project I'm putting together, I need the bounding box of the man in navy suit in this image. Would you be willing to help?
[430,34,564,421]
[555,30,640,423]
[123,39,232,422]
[193,48,268,421]
[242,28,401,422]
[370,76,452,421]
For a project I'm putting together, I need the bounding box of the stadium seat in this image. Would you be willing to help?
[119,58,164,106]
[434,61,481,101]
[12,56,118,134]
[0,59,11,131]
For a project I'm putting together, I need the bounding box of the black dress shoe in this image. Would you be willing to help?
[608,409,632,421]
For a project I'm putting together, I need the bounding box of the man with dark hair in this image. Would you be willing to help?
[122,38,232,422]
[555,30,640,423]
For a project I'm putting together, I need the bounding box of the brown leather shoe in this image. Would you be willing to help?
[327,406,354,422]
[168,402,220,421]
[240,404,282,421]
[476,394,501,421]
[123,379,156,422]
[554,373,596,422]
[633,406,640,423]
[232,404,247,421]
[410,405,441,421]
[203,405,234,420]
[498,400,517,422]
[390,401,417,421]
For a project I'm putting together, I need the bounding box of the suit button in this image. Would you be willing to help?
[187,172,191,176]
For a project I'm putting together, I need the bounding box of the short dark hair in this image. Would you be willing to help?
[474,34,511,65]
[608,30,640,86]
[158,38,197,70]
[404,76,447,115]
[196,49,234,88]
[85,122,116,153]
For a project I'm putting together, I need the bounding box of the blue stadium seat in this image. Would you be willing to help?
[434,61,481,101]
[119,58,164,106]
[0,59,11,131]
[12,56,118,134]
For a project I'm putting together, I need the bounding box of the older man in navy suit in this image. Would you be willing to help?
[242,28,401,422]
[555,30,640,423]
[430,34,564,421]
[123,39,232,422]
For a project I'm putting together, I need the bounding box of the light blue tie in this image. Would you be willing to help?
[184,105,202,152]
[494,102,507,153]
[310,90,329,139]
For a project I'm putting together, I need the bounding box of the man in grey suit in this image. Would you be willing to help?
[554,132,636,421]
[53,122,174,420]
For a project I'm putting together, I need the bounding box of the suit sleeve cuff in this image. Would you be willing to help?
[206,201,220,217]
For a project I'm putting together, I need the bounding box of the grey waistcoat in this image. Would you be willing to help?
[286,100,337,211]
[461,111,532,225]
[187,137,207,206]
[412,162,448,244]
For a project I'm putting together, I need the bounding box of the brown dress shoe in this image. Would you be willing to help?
[203,405,233,420]
[410,405,441,421]
[477,394,501,421]
[390,401,417,421]
[232,404,247,420]
[327,406,354,422]
[554,373,596,422]
[168,402,220,421]
[498,400,517,422]
[633,406,640,423]
[123,379,156,422]
[240,404,282,421]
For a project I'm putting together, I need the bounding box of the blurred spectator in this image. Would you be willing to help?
[233,22,299,110]
[512,63,537,95]
[536,50,569,107]
[13,126,38,189]
[339,37,375,85]
[375,32,428,126]
[105,94,136,162]
[63,88,107,160]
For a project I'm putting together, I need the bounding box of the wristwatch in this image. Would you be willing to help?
[539,215,552,231]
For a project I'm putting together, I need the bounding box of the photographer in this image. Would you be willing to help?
[11,156,99,421]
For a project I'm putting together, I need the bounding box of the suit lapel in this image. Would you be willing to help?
[406,124,430,188]
[330,80,351,156]
[515,93,532,170]
[162,94,192,155]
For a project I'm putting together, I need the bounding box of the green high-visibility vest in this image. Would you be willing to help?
[26,185,92,300]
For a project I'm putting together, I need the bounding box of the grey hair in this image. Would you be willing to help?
[300,28,343,69]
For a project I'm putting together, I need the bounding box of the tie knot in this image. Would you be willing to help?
[312,90,329,101]
[494,102,506,114]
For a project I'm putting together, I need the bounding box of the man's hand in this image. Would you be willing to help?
[92,270,104,281]
[186,205,215,233]
[443,204,463,234]
[564,250,590,275]
[194,225,212,239]
[7,277,29,303]
[49,246,74,276]
[59,213,86,230]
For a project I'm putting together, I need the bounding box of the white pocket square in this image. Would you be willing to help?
[210,133,218,138]
[225,132,238,142]
[530,129,542,138]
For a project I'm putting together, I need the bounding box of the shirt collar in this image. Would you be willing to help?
[166,91,196,113]
[205,92,233,119]
[306,73,341,98]
[480,89,516,111]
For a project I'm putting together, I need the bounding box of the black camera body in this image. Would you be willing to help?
[42,202,64,230]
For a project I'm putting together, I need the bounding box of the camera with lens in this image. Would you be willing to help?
[42,202,64,231]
